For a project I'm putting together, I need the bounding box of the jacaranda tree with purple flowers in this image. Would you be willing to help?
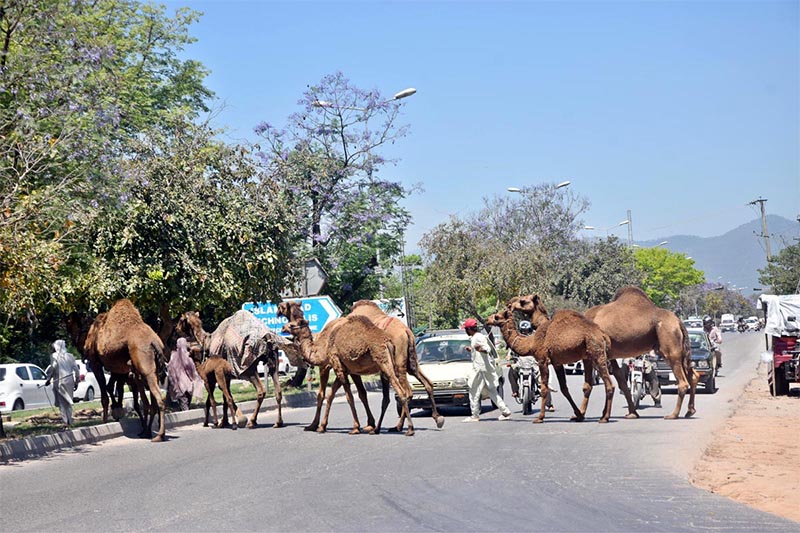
[255,72,413,305]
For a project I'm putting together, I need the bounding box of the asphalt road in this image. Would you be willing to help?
[2,331,797,532]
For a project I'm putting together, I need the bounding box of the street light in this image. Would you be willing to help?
[313,87,417,110]
[584,219,630,237]
[657,240,668,246]
[507,180,570,193]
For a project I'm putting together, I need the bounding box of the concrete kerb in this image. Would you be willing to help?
[1,379,383,463]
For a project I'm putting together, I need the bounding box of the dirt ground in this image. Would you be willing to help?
[691,363,800,523]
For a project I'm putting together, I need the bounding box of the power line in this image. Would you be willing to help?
[748,197,771,261]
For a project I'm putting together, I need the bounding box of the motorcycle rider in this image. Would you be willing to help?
[703,315,723,370]
[619,351,662,408]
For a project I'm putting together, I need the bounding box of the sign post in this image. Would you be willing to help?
[243,296,342,335]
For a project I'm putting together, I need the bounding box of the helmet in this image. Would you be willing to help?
[702,315,713,326]
[463,318,478,330]
[518,320,532,333]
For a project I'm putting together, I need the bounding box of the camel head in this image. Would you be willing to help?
[508,294,546,316]
[282,318,310,337]
[485,309,512,327]
[277,301,304,321]
[176,311,203,339]
[65,311,91,355]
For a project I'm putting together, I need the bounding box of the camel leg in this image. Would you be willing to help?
[143,372,166,442]
[553,365,584,421]
[578,359,594,418]
[218,367,239,430]
[127,376,145,433]
[306,366,330,432]
[664,355,695,420]
[535,363,550,423]
[136,377,151,438]
[94,368,111,423]
[372,374,391,435]
[351,375,376,433]
[595,359,615,423]
[319,377,344,433]
[265,364,282,428]
[333,370,363,435]
[391,368,412,433]
[375,346,414,437]
[411,367,445,429]
[610,359,639,419]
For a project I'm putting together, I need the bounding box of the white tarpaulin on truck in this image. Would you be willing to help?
[758,294,800,337]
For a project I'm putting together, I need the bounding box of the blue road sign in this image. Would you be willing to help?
[242,296,342,336]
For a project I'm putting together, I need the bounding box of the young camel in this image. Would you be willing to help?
[184,341,242,429]
[283,315,416,436]
[177,310,290,429]
[511,287,698,419]
[277,302,378,433]
[486,303,615,423]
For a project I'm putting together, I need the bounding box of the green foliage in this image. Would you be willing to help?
[554,236,643,307]
[758,242,800,295]
[634,248,705,307]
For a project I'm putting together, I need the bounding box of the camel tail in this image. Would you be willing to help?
[677,320,694,377]
[406,331,419,374]
[153,342,167,383]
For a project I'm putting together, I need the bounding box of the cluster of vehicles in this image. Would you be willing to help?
[0,361,101,413]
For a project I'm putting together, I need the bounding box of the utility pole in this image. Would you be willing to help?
[749,197,771,261]
[626,209,633,247]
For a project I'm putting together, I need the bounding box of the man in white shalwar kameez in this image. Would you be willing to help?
[462,318,512,422]
[45,340,80,429]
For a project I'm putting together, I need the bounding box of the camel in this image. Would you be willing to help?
[176,309,293,428]
[67,300,167,441]
[350,300,445,430]
[283,314,416,436]
[183,341,242,429]
[277,301,378,433]
[486,304,615,423]
[512,287,698,419]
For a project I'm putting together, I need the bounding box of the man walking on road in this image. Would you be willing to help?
[44,339,80,430]
[463,318,512,422]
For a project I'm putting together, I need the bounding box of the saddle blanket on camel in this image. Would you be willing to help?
[206,310,294,378]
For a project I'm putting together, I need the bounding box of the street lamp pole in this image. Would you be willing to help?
[584,219,630,237]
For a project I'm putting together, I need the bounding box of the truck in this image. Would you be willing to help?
[758,294,800,396]
[720,313,736,332]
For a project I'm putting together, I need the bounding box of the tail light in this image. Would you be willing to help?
[80,373,86,382]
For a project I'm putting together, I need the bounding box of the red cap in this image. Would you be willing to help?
[463,318,478,329]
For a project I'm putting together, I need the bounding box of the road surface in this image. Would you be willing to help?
[2,331,796,531]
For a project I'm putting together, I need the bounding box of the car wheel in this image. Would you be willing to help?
[703,370,717,394]
[13,398,24,411]
[85,386,95,402]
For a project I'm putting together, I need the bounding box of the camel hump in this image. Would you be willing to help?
[611,286,650,302]
[351,300,381,312]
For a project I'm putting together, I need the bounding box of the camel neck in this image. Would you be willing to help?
[294,327,324,366]
[501,320,535,356]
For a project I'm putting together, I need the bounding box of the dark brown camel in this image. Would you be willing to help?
[277,301,378,433]
[486,303,615,423]
[512,287,698,419]
[69,300,167,441]
[283,314,415,436]
[184,342,241,429]
[350,300,445,430]
[176,310,291,428]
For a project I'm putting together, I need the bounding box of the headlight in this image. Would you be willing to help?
[694,360,709,369]
[453,377,468,387]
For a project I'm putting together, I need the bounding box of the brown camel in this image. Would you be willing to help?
[283,314,416,436]
[176,310,292,428]
[486,304,615,423]
[68,300,167,441]
[277,301,378,433]
[512,287,698,419]
[183,342,242,429]
[350,300,445,430]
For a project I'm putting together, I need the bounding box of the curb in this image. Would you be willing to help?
[1,380,382,463]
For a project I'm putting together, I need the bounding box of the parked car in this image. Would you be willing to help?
[401,330,504,414]
[720,313,736,332]
[655,328,717,394]
[0,363,55,412]
[74,360,101,402]
[257,350,296,377]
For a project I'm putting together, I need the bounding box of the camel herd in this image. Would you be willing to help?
[62,285,698,443]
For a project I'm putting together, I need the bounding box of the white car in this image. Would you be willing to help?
[257,350,297,377]
[745,316,760,331]
[0,363,55,413]
[403,330,504,413]
[74,360,101,402]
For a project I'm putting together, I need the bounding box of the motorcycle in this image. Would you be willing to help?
[508,354,541,415]
[627,354,653,410]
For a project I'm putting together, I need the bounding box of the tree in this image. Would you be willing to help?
[633,248,704,308]
[419,184,589,325]
[758,242,800,294]
[254,72,413,306]
[554,236,642,308]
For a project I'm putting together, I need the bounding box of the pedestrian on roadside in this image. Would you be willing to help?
[167,337,202,411]
[462,318,512,422]
[44,339,80,430]
[703,315,723,370]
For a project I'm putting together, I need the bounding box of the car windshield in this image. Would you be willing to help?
[689,332,710,353]
[417,339,472,363]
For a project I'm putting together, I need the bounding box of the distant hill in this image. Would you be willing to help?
[635,215,799,292]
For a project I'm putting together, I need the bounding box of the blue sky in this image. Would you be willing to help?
[165,0,799,252]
